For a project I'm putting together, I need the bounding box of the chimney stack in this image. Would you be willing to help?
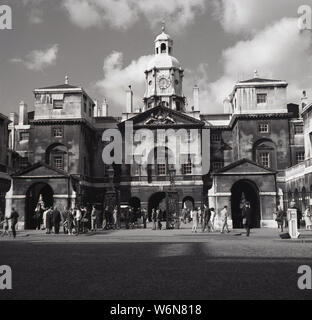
[193,85,199,112]
[126,86,133,114]
[101,99,108,117]
[19,101,28,126]
[300,90,308,115]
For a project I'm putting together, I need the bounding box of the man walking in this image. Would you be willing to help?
[221,206,230,234]
[52,206,62,235]
[202,205,211,233]
[242,202,252,237]
[9,208,19,239]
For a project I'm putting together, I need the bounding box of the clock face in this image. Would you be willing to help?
[158,76,171,90]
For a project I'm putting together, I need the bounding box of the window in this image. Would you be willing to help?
[260,152,270,168]
[211,134,221,143]
[257,93,267,104]
[182,156,192,175]
[53,127,63,138]
[53,155,64,171]
[161,43,166,53]
[157,164,167,176]
[296,152,305,164]
[53,100,63,109]
[259,124,269,133]
[212,162,224,171]
[295,125,304,134]
[20,132,29,141]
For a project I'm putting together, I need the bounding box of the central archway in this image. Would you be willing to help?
[148,192,167,221]
[231,180,261,229]
[25,183,54,230]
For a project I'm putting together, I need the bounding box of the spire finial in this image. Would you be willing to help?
[161,20,166,32]
[65,74,69,85]
[254,70,259,78]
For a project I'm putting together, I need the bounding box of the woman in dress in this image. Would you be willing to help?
[304,207,312,230]
[191,208,199,233]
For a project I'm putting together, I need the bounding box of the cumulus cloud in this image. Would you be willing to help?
[95,51,153,114]
[62,0,206,31]
[212,0,303,35]
[205,17,312,111]
[11,44,59,71]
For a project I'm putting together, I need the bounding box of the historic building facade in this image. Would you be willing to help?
[4,28,305,229]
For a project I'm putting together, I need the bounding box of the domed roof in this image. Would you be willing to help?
[155,31,172,42]
[146,54,181,71]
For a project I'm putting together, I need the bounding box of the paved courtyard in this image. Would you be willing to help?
[1,226,312,300]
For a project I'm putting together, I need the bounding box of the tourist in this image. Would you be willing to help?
[142,208,148,229]
[210,208,216,232]
[202,204,211,232]
[52,206,62,235]
[91,205,97,231]
[157,209,162,230]
[191,208,198,233]
[242,202,252,237]
[152,209,157,230]
[45,207,53,234]
[220,206,230,234]
[304,207,312,230]
[113,206,118,230]
[67,208,74,235]
[1,217,10,237]
[9,208,19,239]
[182,206,188,224]
[34,204,43,231]
[275,205,286,232]
[75,207,82,235]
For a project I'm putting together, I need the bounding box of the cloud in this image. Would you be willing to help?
[62,0,206,31]
[95,51,153,114]
[212,0,303,34]
[11,44,59,71]
[22,0,45,24]
[205,18,312,111]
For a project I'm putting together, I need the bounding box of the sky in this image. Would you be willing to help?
[0,0,312,116]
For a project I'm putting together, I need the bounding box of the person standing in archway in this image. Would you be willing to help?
[152,209,157,230]
[157,209,162,230]
[191,208,199,233]
[242,202,252,237]
[52,206,61,235]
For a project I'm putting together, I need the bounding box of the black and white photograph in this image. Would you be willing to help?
[0,0,312,304]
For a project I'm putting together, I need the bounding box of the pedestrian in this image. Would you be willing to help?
[152,209,157,230]
[141,208,148,229]
[75,207,82,235]
[275,205,286,232]
[202,204,211,232]
[220,206,230,234]
[242,202,252,237]
[182,206,187,224]
[67,208,74,235]
[1,217,10,237]
[62,207,69,234]
[113,206,118,230]
[209,208,216,232]
[304,207,312,230]
[34,204,43,231]
[91,205,97,231]
[9,208,19,239]
[157,209,163,230]
[45,207,53,234]
[191,208,199,233]
[52,206,62,234]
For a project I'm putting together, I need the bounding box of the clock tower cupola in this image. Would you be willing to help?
[144,24,185,112]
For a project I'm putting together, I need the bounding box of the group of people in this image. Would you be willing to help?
[189,205,231,234]
[0,208,19,239]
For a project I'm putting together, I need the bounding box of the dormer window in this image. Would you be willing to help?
[257,93,267,104]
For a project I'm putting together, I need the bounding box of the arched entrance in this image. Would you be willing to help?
[26,183,54,229]
[182,197,194,210]
[129,197,141,219]
[148,192,167,220]
[231,180,261,229]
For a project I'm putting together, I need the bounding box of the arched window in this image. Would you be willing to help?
[161,43,167,53]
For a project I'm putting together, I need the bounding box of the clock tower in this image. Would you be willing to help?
[143,25,185,112]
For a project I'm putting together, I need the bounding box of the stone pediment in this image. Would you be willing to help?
[215,159,277,175]
[122,106,205,128]
[13,162,68,178]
